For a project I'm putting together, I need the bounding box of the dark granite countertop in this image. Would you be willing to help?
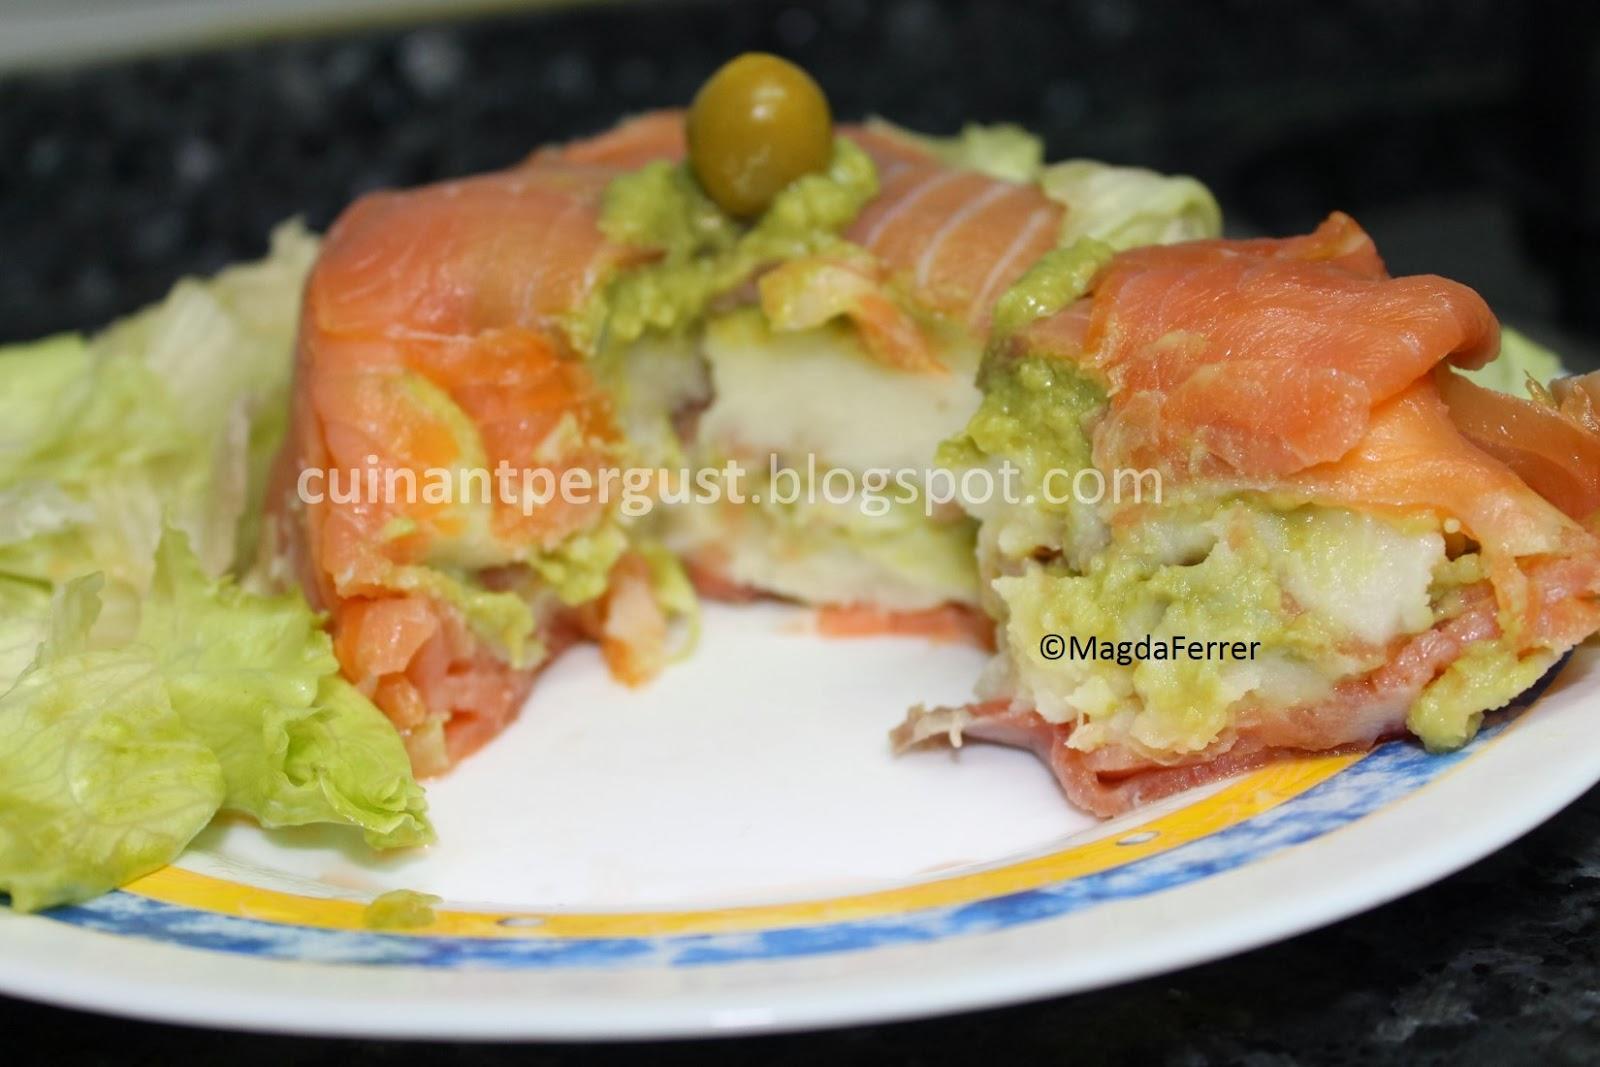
[3,1,1598,1061]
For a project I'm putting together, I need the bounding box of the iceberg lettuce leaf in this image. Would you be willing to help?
[0,228,429,913]
[1461,326,1567,397]
[1042,160,1222,250]
[860,122,1220,249]
[0,577,225,912]
[281,678,435,849]
[139,533,432,848]
[864,118,1044,182]
[0,221,318,596]
[0,577,52,692]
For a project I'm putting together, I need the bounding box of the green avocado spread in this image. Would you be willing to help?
[943,354,1105,490]
[1408,642,1559,751]
[592,136,879,347]
[363,889,442,931]
[940,339,1528,760]
[995,499,1473,757]
[989,238,1114,339]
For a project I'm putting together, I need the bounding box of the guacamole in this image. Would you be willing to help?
[989,238,1113,339]
[592,136,880,347]
[363,889,442,931]
[943,337,1518,760]
[1408,642,1559,751]
[998,500,1453,756]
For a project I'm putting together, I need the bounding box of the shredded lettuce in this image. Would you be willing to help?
[140,533,432,849]
[0,578,52,691]
[0,577,226,912]
[1462,326,1567,398]
[1042,160,1222,250]
[867,119,1045,183]
[0,221,317,598]
[859,120,1219,249]
[364,888,442,930]
[0,537,432,912]
[0,228,435,912]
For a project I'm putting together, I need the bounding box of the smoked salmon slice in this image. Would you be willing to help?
[845,135,1063,331]
[897,550,1586,817]
[269,111,1097,775]
[553,109,1067,337]
[545,110,687,169]
[272,106,1595,811]
[1053,212,1501,481]
[901,214,1600,816]
[1441,369,1600,531]
[271,129,681,773]
[815,602,995,648]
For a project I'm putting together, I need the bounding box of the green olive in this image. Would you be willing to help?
[687,53,833,218]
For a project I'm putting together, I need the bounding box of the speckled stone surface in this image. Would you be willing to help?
[3,0,1588,350]
[2,1,1598,1060]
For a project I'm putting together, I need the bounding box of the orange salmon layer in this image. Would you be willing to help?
[265,113,1066,774]
[895,214,1600,815]
[266,113,1600,811]
[1441,368,1600,532]
[900,556,1592,817]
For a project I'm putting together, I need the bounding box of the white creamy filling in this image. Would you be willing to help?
[664,494,977,611]
[649,309,986,608]
[1272,508,1442,646]
[603,332,711,469]
[696,309,982,474]
[983,502,1448,758]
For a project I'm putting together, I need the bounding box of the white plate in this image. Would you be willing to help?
[1,602,1595,1039]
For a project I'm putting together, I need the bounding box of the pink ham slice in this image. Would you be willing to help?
[894,566,1583,817]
